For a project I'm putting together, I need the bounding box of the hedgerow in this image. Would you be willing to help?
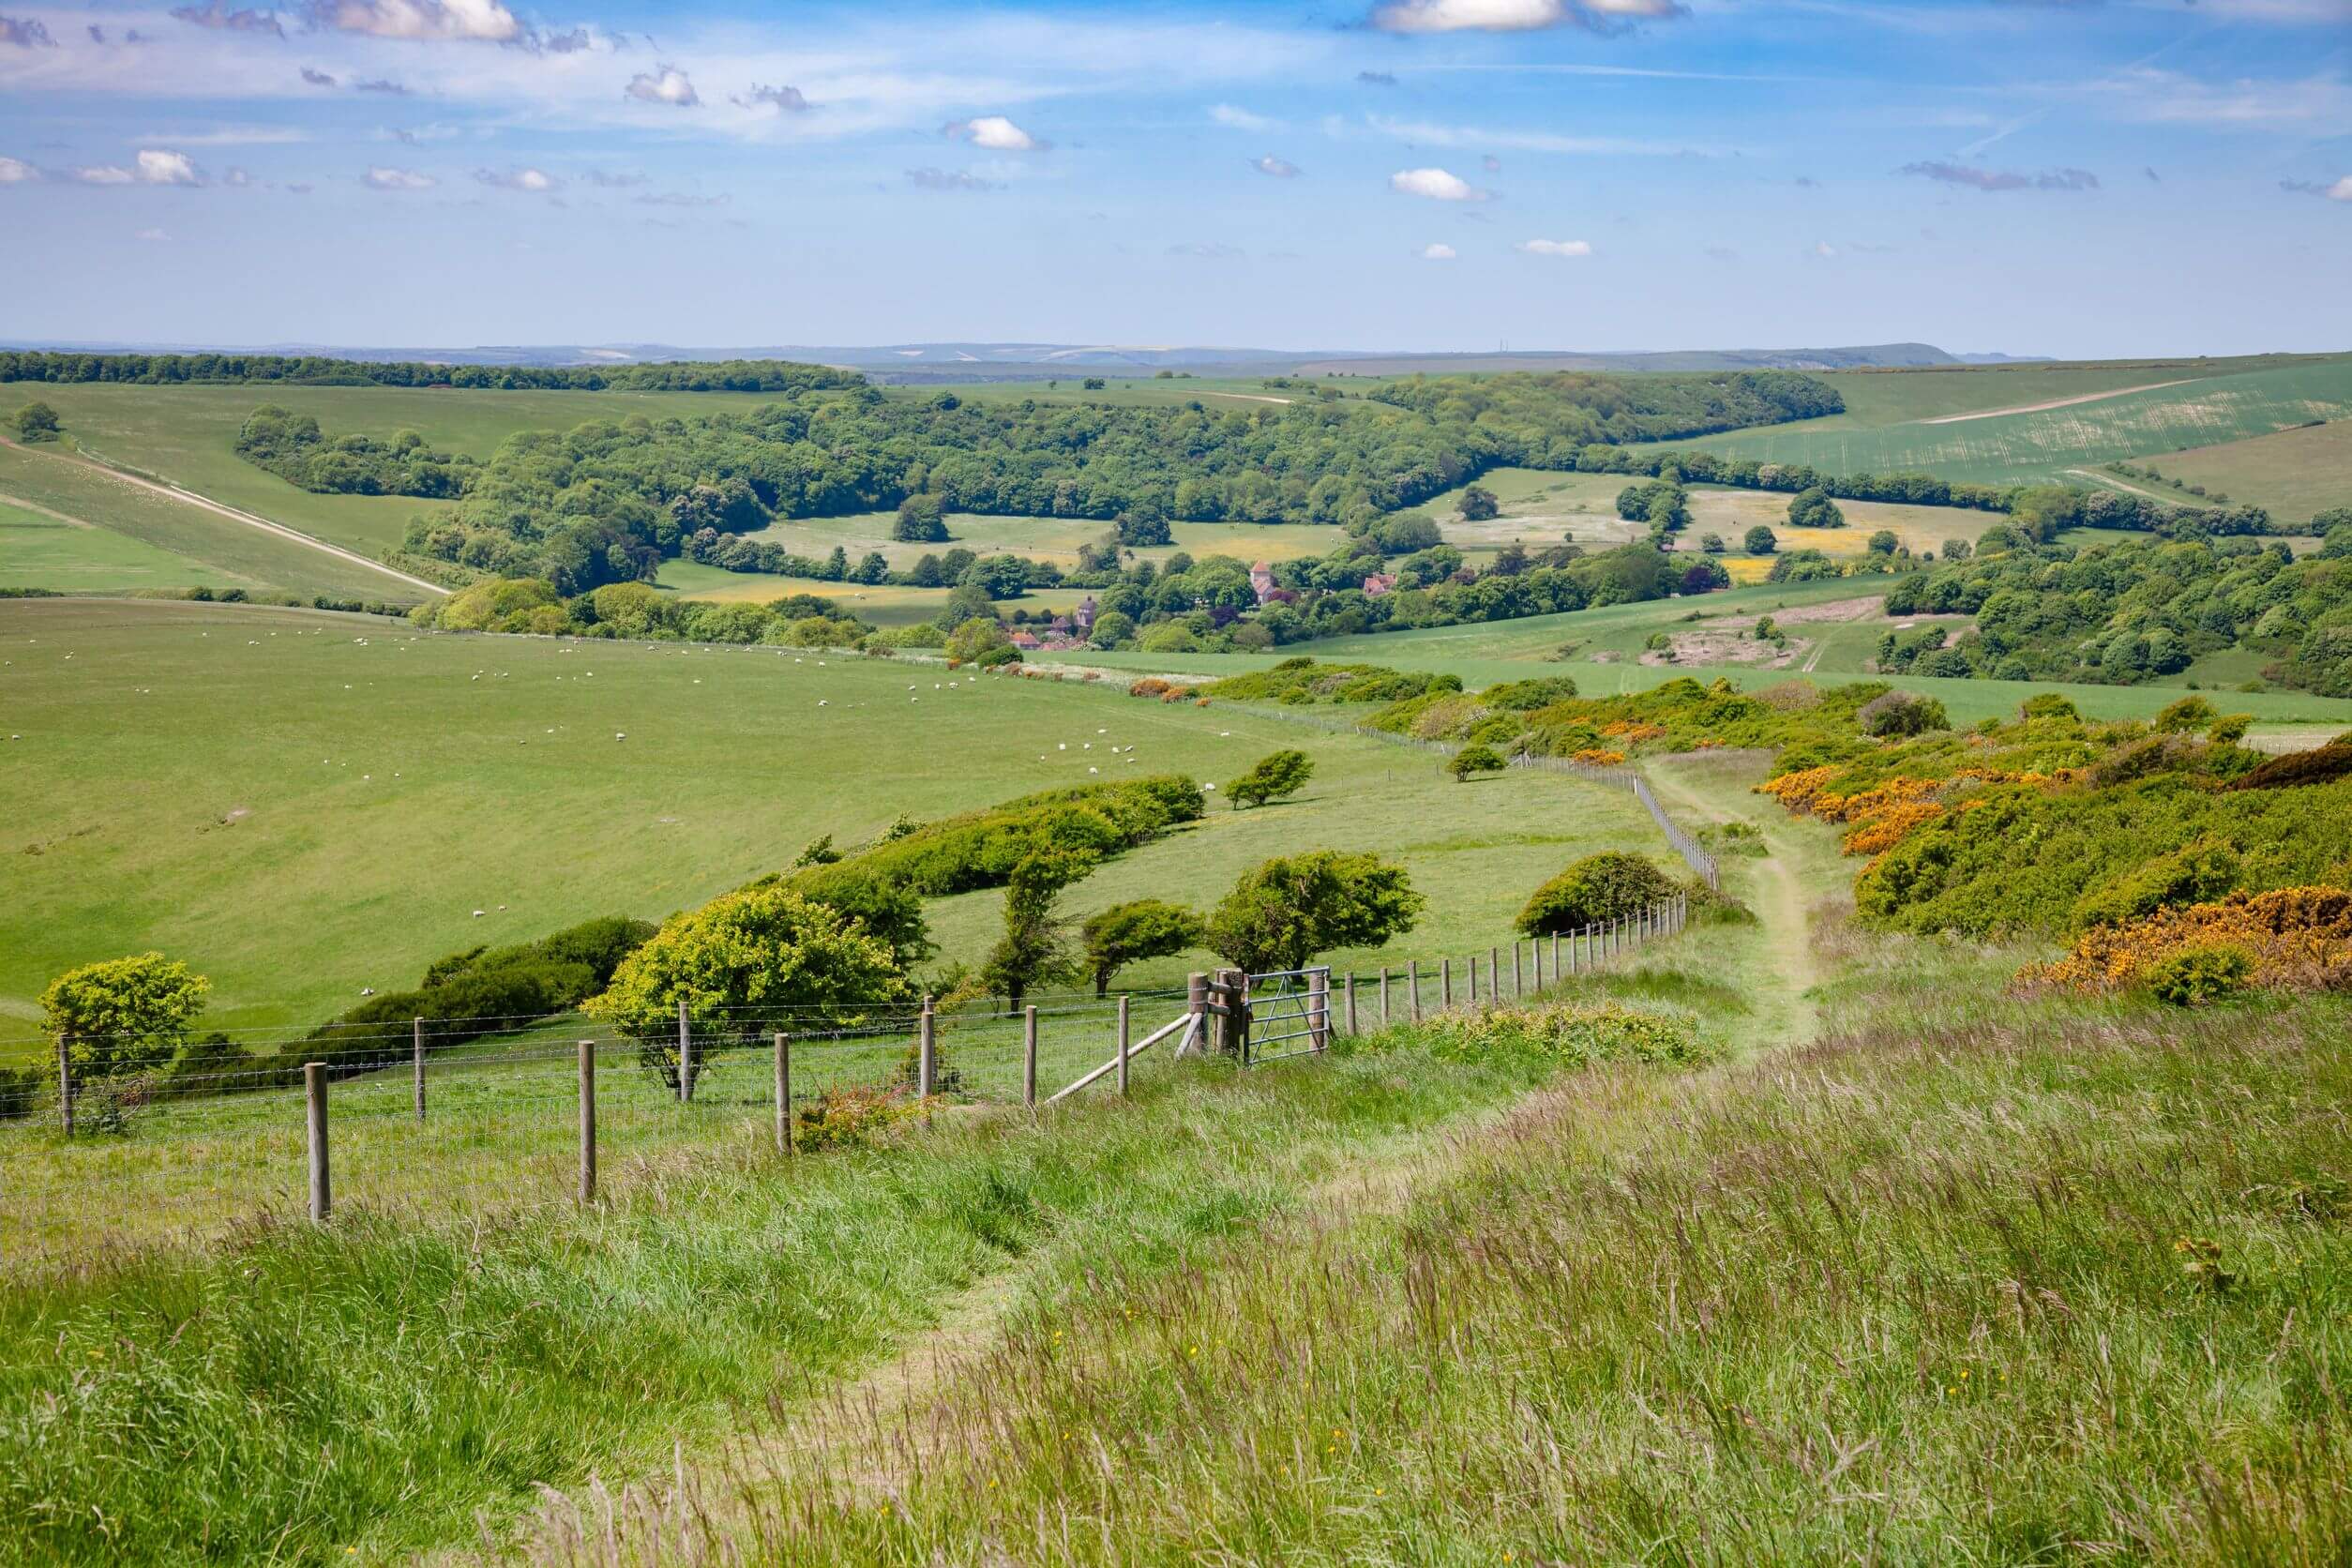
[1410,1000,1707,1069]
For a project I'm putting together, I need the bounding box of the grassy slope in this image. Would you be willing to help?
[1645,356,2352,489]
[0,443,422,601]
[0,499,245,592]
[2144,418,2352,527]
[0,597,1657,1044]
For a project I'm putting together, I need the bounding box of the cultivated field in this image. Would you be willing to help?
[0,596,1659,1045]
[1652,354,2352,489]
[2135,417,2352,525]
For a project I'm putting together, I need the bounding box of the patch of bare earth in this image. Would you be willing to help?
[1915,379,2194,424]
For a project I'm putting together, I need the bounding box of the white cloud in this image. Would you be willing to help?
[1419,242,1456,260]
[906,166,1002,192]
[1252,154,1301,178]
[1367,0,1685,34]
[1210,103,1278,131]
[136,148,204,185]
[309,0,522,42]
[136,227,169,241]
[363,165,435,188]
[72,165,136,185]
[945,114,1042,151]
[1365,113,1729,158]
[732,83,808,113]
[624,65,699,107]
[1390,166,1486,201]
[1814,240,1837,258]
[475,165,557,191]
[1515,237,1591,257]
[0,155,38,183]
[2335,177,2352,201]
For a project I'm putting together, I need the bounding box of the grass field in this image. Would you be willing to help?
[0,442,427,602]
[1646,354,2352,489]
[0,498,244,592]
[2134,417,2352,527]
[0,596,1660,1048]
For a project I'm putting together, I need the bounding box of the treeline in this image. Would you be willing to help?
[0,350,866,394]
[235,404,477,498]
[1880,530,2352,692]
[411,578,882,650]
[385,372,1843,593]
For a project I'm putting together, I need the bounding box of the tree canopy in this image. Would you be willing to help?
[1206,852,1425,975]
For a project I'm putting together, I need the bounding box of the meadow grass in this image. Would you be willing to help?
[0,1012,1603,1567]
[0,499,243,592]
[2146,418,2352,526]
[527,924,2352,1567]
[0,596,1659,1044]
[0,443,416,601]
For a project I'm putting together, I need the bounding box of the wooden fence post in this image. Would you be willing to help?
[305,1062,330,1224]
[1023,1005,1039,1108]
[1512,942,1523,997]
[1344,972,1357,1037]
[1185,972,1207,1058]
[775,1033,792,1155]
[412,1017,427,1123]
[578,1041,596,1204]
[1409,960,1421,1022]
[1380,968,1392,1026]
[1117,995,1131,1097]
[1441,957,1453,1010]
[55,1037,72,1138]
[1236,972,1254,1064]
[1552,932,1562,980]
[675,997,693,1105]
[918,1006,937,1098]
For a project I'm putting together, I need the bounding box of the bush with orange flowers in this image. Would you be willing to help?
[2021,886,2352,999]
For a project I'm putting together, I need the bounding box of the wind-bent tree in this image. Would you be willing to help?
[1226,749,1314,810]
[41,953,210,1081]
[1206,852,1425,974]
[981,848,1096,1011]
[1080,899,1204,994]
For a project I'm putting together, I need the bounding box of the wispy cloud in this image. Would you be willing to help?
[1366,0,1686,35]
[731,83,809,113]
[475,165,557,191]
[68,149,207,187]
[363,164,436,188]
[1,14,56,47]
[635,189,728,206]
[0,154,39,183]
[1515,236,1591,257]
[1390,165,1489,200]
[1168,241,1244,259]
[944,115,1044,151]
[301,66,338,86]
[2281,175,2352,200]
[309,1,522,43]
[1252,154,1302,177]
[1210,103,1278,131]
[1358,69,1397,86]
[1900,159,2098,191]
[1419,241,1456,259]
[905,166,1002,192]
[624,65,699,107]
[1364,113,1731,158]
[169,4,284,37]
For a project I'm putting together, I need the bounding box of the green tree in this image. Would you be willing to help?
[585,885,911,1092]
[1449,744,1507,782]
[945,615,1012,664]
[936,581,996,629]
[1787,488,1846,529]
[1457,484,1500,521]
[1743,524,1778,555]
[1080,899,1204,994]
[1088,609,1136,648]
[1114,507,1172,549]
[11,400,62,444]
[1226,748,1314,809]
[41,953,211,1081]
[1700,533,1726,554]
[1866,530,1899,556]
[962,553,1033,600]
[1942,536,1974,562]
[1515,852,1678,937]
[981,848,1095,1010]
[893,493,950,543]
[853,550,890,584]
[1205,852,1425,975]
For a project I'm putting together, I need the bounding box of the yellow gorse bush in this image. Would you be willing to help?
[2023,886,2352,995]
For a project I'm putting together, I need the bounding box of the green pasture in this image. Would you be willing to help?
[0,442,425,602]
[0,499,243,592]
[2142,417,2352,526]
[1778,354,2328,430]
[0,596,1659,1050]
[1646,355,2352,489]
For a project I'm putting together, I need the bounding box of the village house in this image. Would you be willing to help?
[1250,561,1277,605]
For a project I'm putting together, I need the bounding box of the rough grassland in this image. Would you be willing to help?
[0,596,1657,1046]
[0,498,244,592]
[2146,417,2352,526]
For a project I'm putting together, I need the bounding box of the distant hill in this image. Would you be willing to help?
[0,338,2038,384]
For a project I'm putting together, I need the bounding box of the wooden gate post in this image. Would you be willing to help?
[1344,972,1357,1037]
[1185,972,1207,1058]
[578,1041,596,1204]
[675,997,694,1105]
[305,1062,330,1224]
[775,1033,793,1154]
[1117,995,1131,1097]
[1380,968,1391,1026]
[1023,1005,1039,1108]
[1310,969,1331,1051]
[55,1037,72,1138]
[918,1006,937,1098]
[413,1017,427,1123]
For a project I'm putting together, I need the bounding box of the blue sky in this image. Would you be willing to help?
[2,0,2346,356]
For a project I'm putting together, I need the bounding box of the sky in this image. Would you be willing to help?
[0,0,2347,358]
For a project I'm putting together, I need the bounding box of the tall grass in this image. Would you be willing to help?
[528,936,2352,1564]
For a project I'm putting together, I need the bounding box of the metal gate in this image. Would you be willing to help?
[1240,967,1332,1066]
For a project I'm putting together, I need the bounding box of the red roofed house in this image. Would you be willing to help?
[1250,561,1276,605]
[1363,572,1397,597]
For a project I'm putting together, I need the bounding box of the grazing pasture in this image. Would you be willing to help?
[0,497,243,592]
[0,596,1658,1045]
[2135,417,2352,526]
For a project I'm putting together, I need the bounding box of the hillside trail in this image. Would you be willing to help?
[0,435,445,596]
[1648,756,1823,1046]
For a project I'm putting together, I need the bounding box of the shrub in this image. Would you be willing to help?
[1857,690,1950,738]
[1416,1001,1705,1069]
[0,1064,43,1121]
[2154,695,2219,733]
[2019,693,2079,721]
[160,1033,264,1098]
[1787,487,1845,529]
[1515,852,1681,937]
[1480,675,1578,711]
[1450,745,1507,782]
[1699,820,1769,857]
[2229,738,2352,792]
[1206,852,1425,974]
[793,1086,918,1151]
[1227,749,1314,809]
[42,954,211,1081]
[2144,944,2254,1006]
